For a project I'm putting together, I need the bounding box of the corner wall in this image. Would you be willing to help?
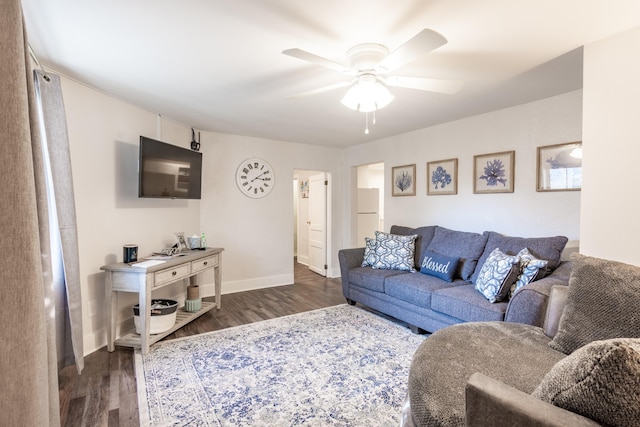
[581,26,640,265]
[343,90,583,245]
[62,77,201,354]
[198,132,344,293]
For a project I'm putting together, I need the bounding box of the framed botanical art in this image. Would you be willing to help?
[392,164,416,196]
[473,150,515,194]
[427,158,458,195]
[536,141,582,192]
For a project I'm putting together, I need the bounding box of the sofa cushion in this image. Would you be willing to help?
[347,267,408,293]
[431,285,507,322]
[419,251,460,282]
[385,273,466,309]
[533,338,640,427]
[474,248,521,303]
[426,226,488,281]
[371,231,419,272]
[549,253,640,355]
[471,231,568,283]
[361,237,379,267]
[509,248,549,298]
[390,225,437,270]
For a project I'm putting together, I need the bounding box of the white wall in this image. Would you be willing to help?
[63,79,345,354]
[198,132,344,293]
[62,78,202,354]
[344,90,583,246]
[581,26,640,265]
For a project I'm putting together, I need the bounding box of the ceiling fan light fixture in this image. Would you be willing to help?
[341,74,394,113]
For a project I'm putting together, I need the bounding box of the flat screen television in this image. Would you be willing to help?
[138,136,202,199]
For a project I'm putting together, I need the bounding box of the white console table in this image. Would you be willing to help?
[101,247,223,354]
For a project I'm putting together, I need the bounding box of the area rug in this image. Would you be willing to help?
[135,304,427,426]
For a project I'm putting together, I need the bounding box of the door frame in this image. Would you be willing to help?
[293,169,332,276]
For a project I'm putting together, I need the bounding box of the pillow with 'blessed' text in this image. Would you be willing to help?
[420,251,460,282]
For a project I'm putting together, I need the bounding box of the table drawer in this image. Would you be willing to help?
[154,264,191,287]
[191,255,218,274]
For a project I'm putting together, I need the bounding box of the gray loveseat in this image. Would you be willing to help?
[403,253,640,426]
[338,225,571,334]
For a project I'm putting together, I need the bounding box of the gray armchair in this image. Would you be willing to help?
[402,253,640,426]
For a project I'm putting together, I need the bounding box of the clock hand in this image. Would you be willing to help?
[251,172,268,182]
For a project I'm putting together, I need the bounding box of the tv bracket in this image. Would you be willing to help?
[190,128,200,151]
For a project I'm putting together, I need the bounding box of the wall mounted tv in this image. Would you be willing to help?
[138,136,202,199]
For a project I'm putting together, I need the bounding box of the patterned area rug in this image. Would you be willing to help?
[135,304,426,426]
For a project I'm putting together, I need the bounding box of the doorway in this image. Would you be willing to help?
[293,169,331,278]
[355,163,384,246]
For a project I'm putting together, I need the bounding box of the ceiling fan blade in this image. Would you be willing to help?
[385,76,463,94]
[282,48,353,74]
[376,29,447,72]
[287,80,353,99]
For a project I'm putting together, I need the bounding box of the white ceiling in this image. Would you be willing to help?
[21,0,640,148]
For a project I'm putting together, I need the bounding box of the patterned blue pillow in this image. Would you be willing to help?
[361,237,379,267]
[509,248,549,297]
[475,248,521,303]
[420,251,460,282]
[372,231,418,272]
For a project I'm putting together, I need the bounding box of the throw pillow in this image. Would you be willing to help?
[425,226,488,281]
[419,251,460,282]
[533,338,640,427]
[549,253,640,355]
[474,248,521,303]
[471,231,568,283]
[371,231,418,272]
[361,237,379,267]
[508,248,549,298]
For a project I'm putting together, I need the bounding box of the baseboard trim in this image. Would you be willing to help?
[199,273,294,297]
[84,272,310,355]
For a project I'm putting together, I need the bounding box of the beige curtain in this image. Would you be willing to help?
[0,0,60,425]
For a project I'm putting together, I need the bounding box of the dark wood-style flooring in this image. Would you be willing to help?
[59,261,345,427]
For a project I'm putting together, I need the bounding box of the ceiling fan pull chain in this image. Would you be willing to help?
[373,110,377,125]
[365,112,370,134]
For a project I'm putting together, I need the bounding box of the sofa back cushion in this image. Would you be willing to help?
[533,338,640,427]
[471,231,568,284]
[549,253,640,355]
[390,225,436,270]
[425,226,488,281]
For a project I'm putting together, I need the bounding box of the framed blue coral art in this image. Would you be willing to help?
[427,158,458,195]
[392,164,416,196]
[473,150,515,194]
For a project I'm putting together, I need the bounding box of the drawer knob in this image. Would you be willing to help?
[172,271,177,276]
[203,261,208,266]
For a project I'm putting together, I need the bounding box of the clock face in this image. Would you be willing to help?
[236,158,275,198]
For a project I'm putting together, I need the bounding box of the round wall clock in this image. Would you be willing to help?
[235,158,275,198]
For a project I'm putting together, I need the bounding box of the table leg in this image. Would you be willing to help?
[215,264,222,309]
[106,271,116,352]
[139,276,152,354]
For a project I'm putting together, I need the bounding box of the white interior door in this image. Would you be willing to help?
[308,172,327,276]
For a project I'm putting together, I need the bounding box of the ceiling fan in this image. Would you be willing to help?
[282,29,463,113]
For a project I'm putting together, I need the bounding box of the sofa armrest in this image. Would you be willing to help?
[465,372,600,427]
[338,247,365,299]
[543,285,568,337]
[504,261,572,326]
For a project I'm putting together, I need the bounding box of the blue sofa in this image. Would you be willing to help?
[338,225,571,333]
